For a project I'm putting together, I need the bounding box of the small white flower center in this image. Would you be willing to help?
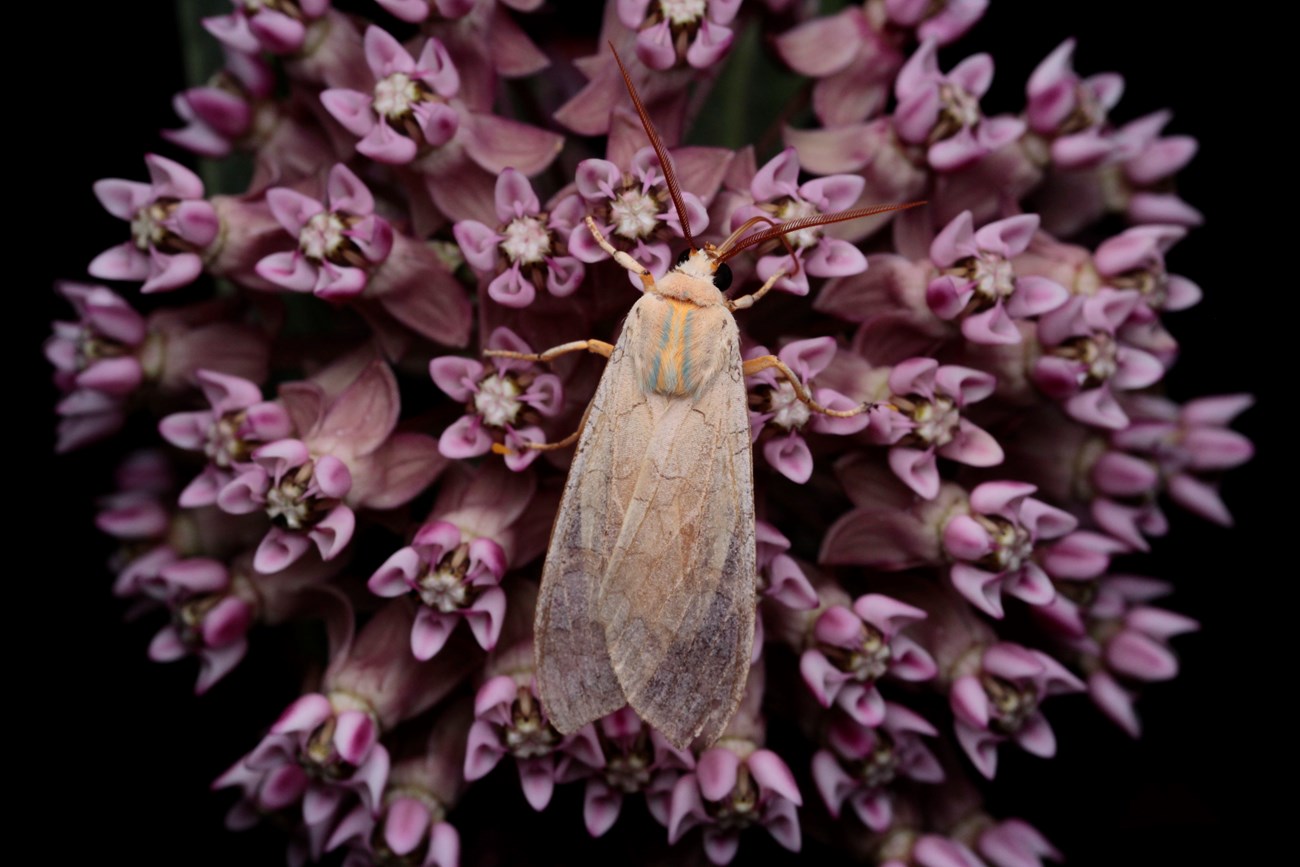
[846,627,893,682]
[130,204,169,250]
[609,189,661,241]
[373,72,422,121]
[776,198,820,250]
[474,374,524,428]
[500,216,552,265]
[206,413,245,467]
[908,397,960,448]
[418,566,468,612]
[299,211,347,261]
[939,83,981,133]
[265,480,310,530]
[971,253,1015,301]
[659,0,706,25]
[988,521,1033,572]
[605,752,652,793]
[768,380,812,431]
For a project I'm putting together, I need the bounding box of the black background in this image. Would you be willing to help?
[21,2,1279,865]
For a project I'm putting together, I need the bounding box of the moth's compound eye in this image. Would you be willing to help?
[713,262,733,291]
[676,249,691,267]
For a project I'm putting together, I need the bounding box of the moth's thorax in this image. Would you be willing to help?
[631,291,735,398]
[653,253,725,307]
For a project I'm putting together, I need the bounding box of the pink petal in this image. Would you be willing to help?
[764,434,814,484]
[411,608,457,660]
[685,20,733,69]
[466,586,507,650]
[384,797,431,856]
[951,563,1005,618]
[309,505,357,560]
[254,528,312,574]
[357,120,418,164]
[266,187,324,236]
[319,88,376,137]
[1014,714,1056,758]
[518,756,557,811]
[273,693,333,734]
[333,710,378,765]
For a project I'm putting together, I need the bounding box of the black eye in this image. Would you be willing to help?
[676,249,691,266]
[713,262,733,291]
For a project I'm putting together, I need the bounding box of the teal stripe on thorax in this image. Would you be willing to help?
[649,304,672,392]
[679,306,694,395]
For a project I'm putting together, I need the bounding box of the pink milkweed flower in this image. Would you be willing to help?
[869,358,1002,499]
[893,41,1025,172]
[618,0,742,70]
[141,556,256,694]
[219,356,444,572]
[372,0,550,83]
[1037,575,1197,737]
[368,460,544,659]
[1032,288,1166,430]
[328,702,471,867]
[321,28,461,166]
[755,521,819,611]
[799,593,937,726]
[1111,394,1254,526]
[746,337,868,484]
[320,26,561,220]
[942,481,1076,618]
[949,642,1084,779]
[1112,110,1202,226]
[727,147,868,296]
[219,601,470,832]
[1026,39,1125,169]
[926,212,1070,344]
[566,145,714,286]
[163,46,274,158]
[464,668,604,811]
[46,284,271,452]
[89,154,220,293]
[257,164,394,298]
[139,551,340,694]
[46,282,146,450]
[582,707,696,836]
[159,370,293,508]
[203,0,330,55]
[453,169,586,308]
[217,437,356,573]
[1093,224,1202,312]
[430,327,564,471]
[667,742,802,865]
[256,164,473,347]
[812,704,944,832]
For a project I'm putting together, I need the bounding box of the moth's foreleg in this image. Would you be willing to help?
[485,339,614,364]
[742,355,876,418]
[585,217,656,293]
[491,428,582,455]
[726,266,786,312]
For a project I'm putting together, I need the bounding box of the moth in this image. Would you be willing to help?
[489,47,920,750]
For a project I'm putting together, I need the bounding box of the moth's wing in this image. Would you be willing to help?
[597,314,756,750]
[534,307,655,734]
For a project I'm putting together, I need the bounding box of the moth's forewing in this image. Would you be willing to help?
[596,301,757,749]
[533,308,652,734]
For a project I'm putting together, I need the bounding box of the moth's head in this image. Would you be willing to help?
[674,245,733,291]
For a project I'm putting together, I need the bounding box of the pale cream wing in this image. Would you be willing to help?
[534,302,657,735]
[596,319,756,750]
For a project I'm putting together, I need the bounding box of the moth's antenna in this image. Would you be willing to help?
[610,43,696,251]
[717,202,927,264]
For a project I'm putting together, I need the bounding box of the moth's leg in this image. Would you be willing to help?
[742,355,877,418]
[726,267,786,312]
[485,339,614,363]
[491,428,582,455]
[586,216,656,293]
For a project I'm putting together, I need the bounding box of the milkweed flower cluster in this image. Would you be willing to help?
[52,2,1250,865]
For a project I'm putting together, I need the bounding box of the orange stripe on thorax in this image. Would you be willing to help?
[650,299,697,396]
